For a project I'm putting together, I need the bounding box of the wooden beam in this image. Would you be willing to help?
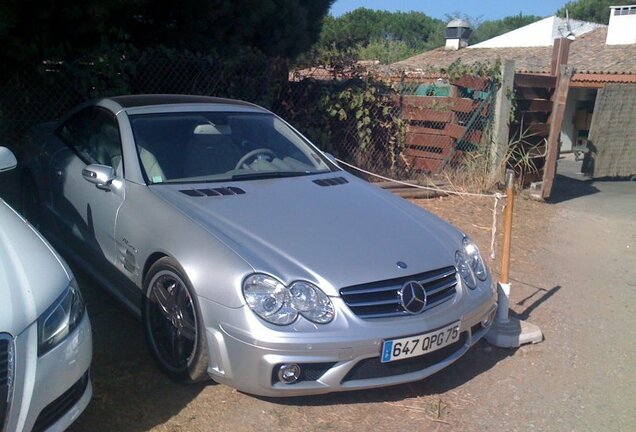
[411,157,445,172]
[401,96,478,113]
[405,134,454,148]
[450,75,489,91]
[525,123,551,136]
[514,74,556,89]
[569,81,605,89]
[541,66,572,199]
[446,123,466,140]
[551,38,571,76]
[517,111,550,123]
[402,106,455,122]
[515,86,552,100]
[516,99,554,112]
[402,96,454,110]
[406,124,448,136]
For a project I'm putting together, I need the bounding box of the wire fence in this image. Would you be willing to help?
[0,53,498,182]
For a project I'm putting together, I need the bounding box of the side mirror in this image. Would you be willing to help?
[0,147,17,172]
[82,164,115,190]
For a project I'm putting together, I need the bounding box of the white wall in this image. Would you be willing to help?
[470,17,604,48]
[606,5,636,45]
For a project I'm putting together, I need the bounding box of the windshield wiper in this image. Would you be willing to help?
[230,171,310,181]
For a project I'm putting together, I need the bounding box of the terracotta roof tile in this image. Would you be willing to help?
[568,28,636,74]
[393,46,552,74]
[394,27,636,76]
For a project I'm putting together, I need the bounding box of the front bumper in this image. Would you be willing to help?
[200,280,496,397]
[3,313,92,432]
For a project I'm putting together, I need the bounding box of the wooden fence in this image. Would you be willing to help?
[400,76,496,174]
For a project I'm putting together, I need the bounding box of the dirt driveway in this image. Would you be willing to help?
[57,168,634,432]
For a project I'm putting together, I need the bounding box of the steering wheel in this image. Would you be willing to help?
[235,148,277,170]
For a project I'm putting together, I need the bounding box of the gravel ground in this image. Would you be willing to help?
[40,158,635,432]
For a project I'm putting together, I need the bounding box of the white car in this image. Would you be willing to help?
[0,147,92,432]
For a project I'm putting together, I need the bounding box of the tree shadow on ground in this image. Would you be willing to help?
[67,266,207,432]
[69,277,562,425]
[256,340,516,407]
[548,174,599,204]
[510,284,561,322]
[264,284,561,408]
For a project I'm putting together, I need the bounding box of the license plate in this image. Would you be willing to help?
[381,322,461,363]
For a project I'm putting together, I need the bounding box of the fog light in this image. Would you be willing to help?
[277,363,301,384]
[482,310,496,328]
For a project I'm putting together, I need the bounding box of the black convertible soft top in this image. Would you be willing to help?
[109,94,255,109]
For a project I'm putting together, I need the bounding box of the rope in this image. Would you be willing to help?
[335,158,504,198]
[335,158,505,259]
[490,193,504,259]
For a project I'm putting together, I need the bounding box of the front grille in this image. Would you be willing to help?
[32,371,89,432]
[342,333,467,382]
[1,334,14,432]
[339,266,458,319]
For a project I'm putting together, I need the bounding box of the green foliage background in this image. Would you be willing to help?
[557,0,634,23]
[0,0,334,72]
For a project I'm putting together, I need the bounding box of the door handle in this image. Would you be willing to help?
[53,166,63,177]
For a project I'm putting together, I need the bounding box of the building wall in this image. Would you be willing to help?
[588,84,636,177]
[606,5,636,45]
[470,17,604,48]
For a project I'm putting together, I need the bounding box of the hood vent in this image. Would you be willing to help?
[313,177,349,187]
[180,187,246,197]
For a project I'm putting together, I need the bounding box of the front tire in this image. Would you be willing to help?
[142,257,210,383]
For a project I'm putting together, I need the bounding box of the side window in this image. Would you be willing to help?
[56,107,123,175]
[56,109,95,162]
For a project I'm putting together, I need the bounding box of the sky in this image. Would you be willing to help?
[330,0,572,21]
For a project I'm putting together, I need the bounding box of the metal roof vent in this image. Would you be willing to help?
[445,19,472,50]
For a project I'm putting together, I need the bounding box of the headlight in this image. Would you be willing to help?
[243,274,334,325]
[38,279,86,356]
[289,281,335,324]
[455,237,488,290]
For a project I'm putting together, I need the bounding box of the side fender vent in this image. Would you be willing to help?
[179,187,246,197]
[313,177,349,187]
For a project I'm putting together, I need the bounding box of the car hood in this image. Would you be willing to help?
[0,200,71,336]
[150,174,463,295]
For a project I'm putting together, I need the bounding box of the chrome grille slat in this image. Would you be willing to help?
[340,284,402,296]
[425,279,458,296]
[339,266,457,319]
[1,334,15,432]
[346,298,402,307]
[416,269,456,285]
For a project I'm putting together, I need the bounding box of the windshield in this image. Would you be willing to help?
[128,111,333,184]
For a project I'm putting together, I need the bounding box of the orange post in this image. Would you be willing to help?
[487,169,543,347]
[500,169,515,285]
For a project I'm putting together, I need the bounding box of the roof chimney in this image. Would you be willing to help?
[445,19,472,50]
[606,5,636,45]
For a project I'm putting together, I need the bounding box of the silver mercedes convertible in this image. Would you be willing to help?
[22,95,496,396]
